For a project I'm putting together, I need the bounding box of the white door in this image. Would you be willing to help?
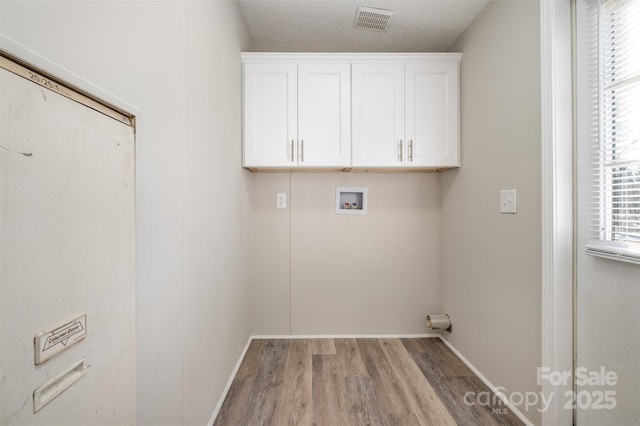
[352,63,405,167]
[405,62,459,167]
[243,63,297,168]
[0,60,135,424]
[298,63,351,167]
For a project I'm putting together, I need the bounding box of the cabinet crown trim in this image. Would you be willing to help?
[241,52,462,64]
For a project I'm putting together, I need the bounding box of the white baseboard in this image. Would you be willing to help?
[207,336,253,426]
[252,333,441,339]
[438,336,534,426]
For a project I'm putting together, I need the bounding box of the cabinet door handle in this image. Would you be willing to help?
[409,139,414,162]
[300,139,304,162]
[398,139,403,162]
[291,139,295,162]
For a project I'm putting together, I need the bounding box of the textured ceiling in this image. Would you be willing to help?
[237,0,490,52]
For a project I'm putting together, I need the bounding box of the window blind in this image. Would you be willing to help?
[586,0,640,263]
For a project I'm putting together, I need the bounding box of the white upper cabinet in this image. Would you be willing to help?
[244,63,297,168]
[298,64,351,167]
[242,53,460,171]
[405,62,459,168]
[352,63,405,167]
[352,60,460,168]
[243,61,350,168]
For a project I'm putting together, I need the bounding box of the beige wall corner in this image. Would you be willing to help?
[441,1,542,424]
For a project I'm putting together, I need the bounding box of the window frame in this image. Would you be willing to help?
[586,0,640,264]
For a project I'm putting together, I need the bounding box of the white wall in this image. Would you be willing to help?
[252,172,441,335]
[182,3,252,424]
[575,0,640,423]
[0,1,251,424]
[440,1,542,424]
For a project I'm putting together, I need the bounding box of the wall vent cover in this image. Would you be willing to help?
[353,6,394,32]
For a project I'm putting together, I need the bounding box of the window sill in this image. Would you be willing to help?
[586,241,640,265]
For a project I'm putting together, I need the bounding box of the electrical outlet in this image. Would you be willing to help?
[276,193,287,209]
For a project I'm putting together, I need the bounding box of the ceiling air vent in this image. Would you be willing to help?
[353,6,394,32]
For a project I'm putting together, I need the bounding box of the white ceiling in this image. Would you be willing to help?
[237,0,490,52]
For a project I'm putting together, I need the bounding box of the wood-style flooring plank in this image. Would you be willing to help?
[311,354,349,426]
[334,338,368,377]
[356,339,408,417]
[379,338,457,425]
[245,339,289,425]
[403,337,474,377]
[343,376,384,425]
[400,336,429,353]
[311,338,336,355]
[273,339,312,425]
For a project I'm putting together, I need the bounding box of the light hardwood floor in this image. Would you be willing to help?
[214,338,524,426]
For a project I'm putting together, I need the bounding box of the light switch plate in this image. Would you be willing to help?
[276,193,286,209]
[500,189,517,214]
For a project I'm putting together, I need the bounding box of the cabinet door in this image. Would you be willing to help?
[405,62,460,167]
[352,64,405,167]
[244,63,297,167]
[298,64,351,167]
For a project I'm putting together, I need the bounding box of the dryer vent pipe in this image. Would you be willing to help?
[426,314,452,332]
